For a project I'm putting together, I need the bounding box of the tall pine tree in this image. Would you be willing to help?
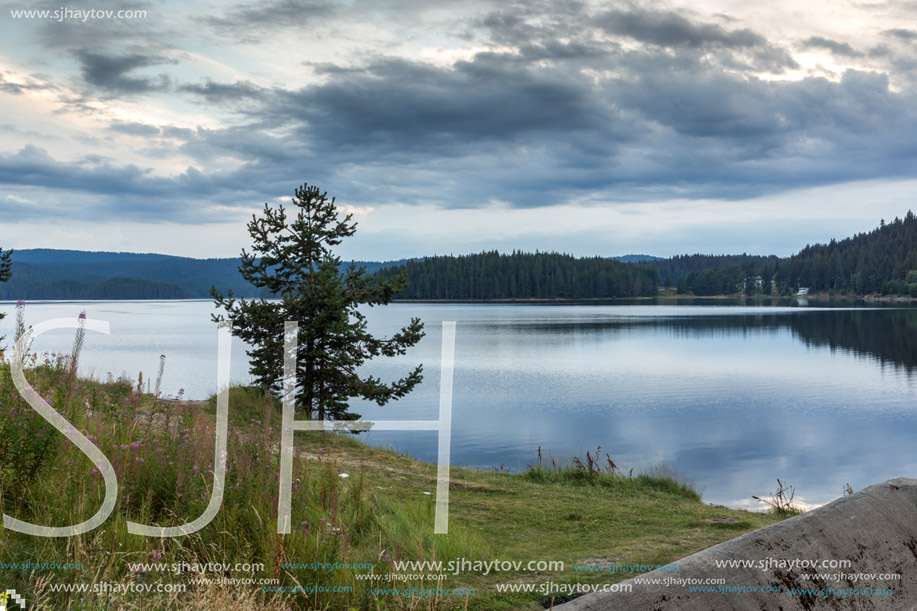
[0,248,11,346]
[211,184,424,421]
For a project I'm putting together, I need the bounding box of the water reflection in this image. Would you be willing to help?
[352,304,917,509]
[464,307,917,373]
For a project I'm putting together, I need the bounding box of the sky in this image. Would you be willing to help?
[2,0,917,260]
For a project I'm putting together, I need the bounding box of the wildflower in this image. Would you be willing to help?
[78,312,86,320]
[301,520,308,526]
[151,550,163,561]
[192,465,199,471]
[131,441,141,448]
[16,300,24,306]
[339,473,349,479]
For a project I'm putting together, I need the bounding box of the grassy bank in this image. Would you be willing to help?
[2,360,788,610]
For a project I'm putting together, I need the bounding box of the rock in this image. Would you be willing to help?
[555,478,917,610]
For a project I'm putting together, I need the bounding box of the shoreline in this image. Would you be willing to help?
[392,294,917,303]
[5,293,917,304]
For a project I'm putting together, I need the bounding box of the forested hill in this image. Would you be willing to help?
[645,254,779,284]
[370,213,917,299]
[0,250,253,299]
[644,254,780,295]
[774,211,917,296]
[0,250,406,300]
[372,251,660,299]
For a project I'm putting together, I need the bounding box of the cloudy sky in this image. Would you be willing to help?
[1,0,917,260]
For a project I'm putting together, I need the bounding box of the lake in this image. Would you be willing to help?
[2,299,916,510]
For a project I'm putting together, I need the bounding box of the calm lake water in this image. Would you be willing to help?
[2,299,916,509]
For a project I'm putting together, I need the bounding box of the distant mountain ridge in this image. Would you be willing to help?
[0,250,408,300]
[11,249,181,264]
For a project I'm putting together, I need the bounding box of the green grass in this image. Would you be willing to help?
[2,365,790,610]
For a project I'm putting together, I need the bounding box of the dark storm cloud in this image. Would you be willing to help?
[201,0,337,39]
[593,7,799,72]
[74,50,174,93]
[475,4,797,72]
[155,44,915,209]
[597,7,765,49]
[883,28,917,41]
[0,137,310,222]
[177,125,306,165]
[602,67,917,194]
[178,80,267,104]
[295,49,917,202]
[475,0,590,46]
[0,144,175,196]
[801,36,863,57]
[275,56,622,153]
[0,144,270,221]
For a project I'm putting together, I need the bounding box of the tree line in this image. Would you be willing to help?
[626,212,917,297]
[645,254,780,296]
[373,250,661,300]
[372,211,917,299]
[773,211,917,296]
